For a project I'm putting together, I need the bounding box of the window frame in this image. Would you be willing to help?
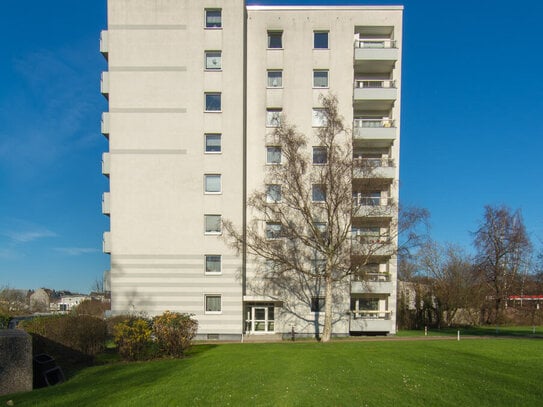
[312,147,328,164]
[205,9,222,29]
[204,133,221,154]
[266,184,282,203]
[265,222,282,240]
[267,31,283,49]
[205,255,222,274]
[205,51,222,70]
[311,297,326,312]
[266,146,282,164]
[205,93,222,112]
[313,70,329,88]
[205,294,222,314]
[313,31,329,49]
[204,214,222,235]
[204,174,221,194]
[312,184,326,202]
[267,70,283,88]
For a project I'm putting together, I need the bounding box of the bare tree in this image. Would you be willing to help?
[224,95,427,341]
[474,205,531,324]
[0,286,29,315]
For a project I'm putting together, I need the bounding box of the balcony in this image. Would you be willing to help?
[351,236,394,258]
[100,30,108,59]
[102,152,110,177]
[103,232,111,254]
[353,157,395,180]
[353,119,397,147]
[102,192,110,216]
[351,273,393,294]
[101,112,110,136]
[353,196,393,219]
[353,79,397,108]
[100,72,109,99]
[354,38,398,70]
[349,311,392,332]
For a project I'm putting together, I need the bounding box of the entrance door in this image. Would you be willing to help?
[247,304,275,333]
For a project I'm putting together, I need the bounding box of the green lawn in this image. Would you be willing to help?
[397,325,543,337]
[2,338,542,406]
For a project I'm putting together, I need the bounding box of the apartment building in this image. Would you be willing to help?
[100,0,402,339]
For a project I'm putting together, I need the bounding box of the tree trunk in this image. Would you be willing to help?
[321,274,334,342]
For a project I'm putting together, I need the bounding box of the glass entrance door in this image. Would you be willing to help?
[246,304,275,333]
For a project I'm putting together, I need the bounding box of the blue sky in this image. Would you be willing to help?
[1,0,542,293]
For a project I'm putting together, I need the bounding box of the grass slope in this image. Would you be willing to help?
[2,339,542,406]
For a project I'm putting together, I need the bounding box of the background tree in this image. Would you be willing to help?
[0,286,29,316]
[225,95,427,341]
[474,205,531,324]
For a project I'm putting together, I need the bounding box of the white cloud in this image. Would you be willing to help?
[54,247,99,256]
[4,229,57,243]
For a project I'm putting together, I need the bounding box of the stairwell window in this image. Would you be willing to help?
[204,214,222,234]
[266,184,282,203]
[266,146,282,164]
[312,185,326,202]
[313,70,329,88]
[205,134,221,153]
[205,93,221,112]
[267,70,283,88]
[205,51,222,70]
[312,147,327,164]
[205,255,221,274]
[266,108,282,127]
[265,222,282,239]
[205,9,222,28]
[204,174,221,194]
[312,109,327,127]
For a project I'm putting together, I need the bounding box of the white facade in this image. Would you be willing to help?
[102,0,402,339]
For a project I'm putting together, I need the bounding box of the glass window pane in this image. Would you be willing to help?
[312,185,326,202]
[267,71,282,87]
[205,134,221,152]
[266,223,282,239]
[205,295,221,312]
[266,147,281,164]
[268,32,282,48]
[205,255,221,273]
[205,51,221,69]
[313,70,328,88]
[205,10,222,28]
[314,32,328,48]
[313,147,327,164]
[205,175,221,193]
[205,93,221,111]
[266,109,282,127]
[311,297,325,312]
[205,215,221,233]
[266,184,281,202]
[312,109,327,127]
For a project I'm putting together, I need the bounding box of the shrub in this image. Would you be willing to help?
[20,315,107,356]
[113,316,154,361]
[152,311,198,357]
[0,314,11,329]
[74,299,110,318]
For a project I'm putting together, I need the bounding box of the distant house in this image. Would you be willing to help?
[57,294,89,313]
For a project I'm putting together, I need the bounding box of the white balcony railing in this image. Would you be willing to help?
[354,79,396,89]
[352,195,389,207]
[353,118,395,128]
[354,39,396,49]
[353,157,395,168]
[350,310,391,319]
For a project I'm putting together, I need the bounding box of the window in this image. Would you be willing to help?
[268,31,283,48]
[267,70,283,88]
[312,185,326,202]
[358,298,379,311]
[311,297,326,312]
[314,31,329,49]
[312,147,327,164]
[312,109,327,127]
[266,184,282,203]
[205,255,221,274]
[205,93,221,111]
[205,9,221,28]
[204,214,221,234]
[205,134,221,153]
[266,108,282,127]
[204,174,221,193]
[266,146,282,164]
[313,70,329,88]
[205,51,221,70]
[205,295,222,313]
[265,222,282,239]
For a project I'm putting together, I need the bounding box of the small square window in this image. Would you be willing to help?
[205,51,222,70]
[204,174,221,193]
[266,184,282,203]
[205,295,222,313]
[266,109,282,127]
[313,70,329,88]
[268,31,283,48]
[312,185,326,202]
[267,70,283,88]
[205,9,222,28]
[314,31,329,49]
[204,214,222,234]
[313,147,327,164]
[266,222,282,239]
[205,134,221,153]
[205,255,221,274]
[311,297,326,312]
[312,108,327,127]
[205,93,221,111]
[266,146,282,164]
